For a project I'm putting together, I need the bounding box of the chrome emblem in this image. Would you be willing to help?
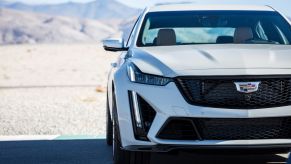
[234,82,261,93]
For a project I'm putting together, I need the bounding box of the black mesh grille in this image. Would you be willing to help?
[157,117,291,140]
[176,77,291,109]
[158,119,198,140]
[196,117,291,140]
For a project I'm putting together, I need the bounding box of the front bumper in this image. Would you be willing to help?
[123,143,291,153]
[113,66,291,148]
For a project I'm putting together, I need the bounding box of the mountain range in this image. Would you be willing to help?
[0,0,140,20]
[0,0,140,44]
[0,8,117,44]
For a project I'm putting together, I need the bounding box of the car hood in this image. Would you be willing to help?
[132,44,291,76]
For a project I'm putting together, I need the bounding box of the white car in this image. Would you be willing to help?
[103,4,291,164]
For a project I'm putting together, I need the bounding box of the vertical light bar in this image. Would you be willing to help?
[131,91,143,128]
[128,64,136,82]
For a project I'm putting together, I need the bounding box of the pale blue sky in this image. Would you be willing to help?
[5,0,291,16]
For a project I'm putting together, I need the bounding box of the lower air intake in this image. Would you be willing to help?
[157,117,291,140]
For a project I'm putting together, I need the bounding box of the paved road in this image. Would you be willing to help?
[0,139,289,164]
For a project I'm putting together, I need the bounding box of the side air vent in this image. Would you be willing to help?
[129,91,156,141]
[158,119,199,140]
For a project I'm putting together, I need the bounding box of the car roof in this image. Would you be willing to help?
[148,4,275,12]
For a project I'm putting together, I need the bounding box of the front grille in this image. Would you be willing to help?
[157,117,291,140]
[176,76,291,109]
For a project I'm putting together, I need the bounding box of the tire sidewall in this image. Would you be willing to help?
[106,97,113,146]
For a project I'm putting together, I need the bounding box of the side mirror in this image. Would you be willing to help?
[102,38,129,52]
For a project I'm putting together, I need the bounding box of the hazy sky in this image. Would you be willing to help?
[4,0,291,16]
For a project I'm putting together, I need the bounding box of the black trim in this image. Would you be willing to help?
[123,144,291,153]
[126,15,141,47]
[103,46,129,52]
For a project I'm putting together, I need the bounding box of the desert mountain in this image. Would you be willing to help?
[0,8,117,44]
[0,0,140,20]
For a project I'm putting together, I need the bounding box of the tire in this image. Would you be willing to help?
[106,97,113,146]
[113,117,151,164]
[112,91,151,164]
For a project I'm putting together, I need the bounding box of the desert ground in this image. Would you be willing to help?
[0,44,116,135]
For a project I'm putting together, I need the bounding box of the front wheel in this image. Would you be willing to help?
[113,120,151,164]
[111,91,151,164]
[106,97,113,146]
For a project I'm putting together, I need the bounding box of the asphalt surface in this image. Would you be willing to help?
[0,139,289,164]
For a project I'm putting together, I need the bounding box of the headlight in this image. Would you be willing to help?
[127,63,172,86]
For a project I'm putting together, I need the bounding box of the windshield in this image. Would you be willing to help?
[137,11,291,47]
